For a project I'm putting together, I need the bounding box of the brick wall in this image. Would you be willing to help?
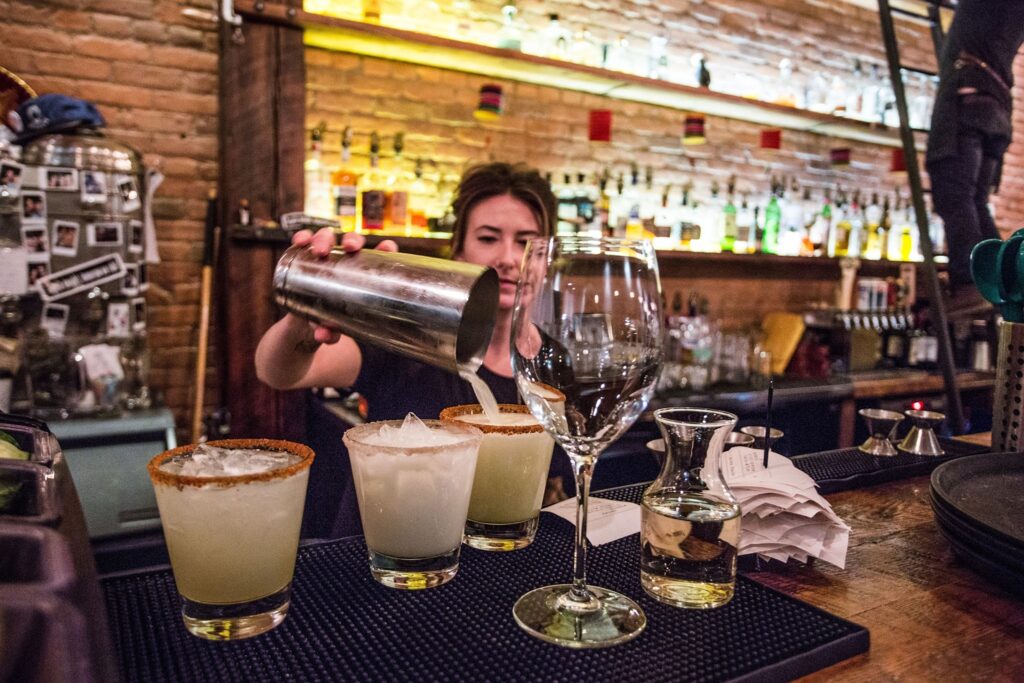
[996,60,1024,230]
[2,0,1023,432]
[305,3,939,327]
[0,0,219,435]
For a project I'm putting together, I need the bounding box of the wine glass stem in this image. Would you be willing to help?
[569,457,594,604]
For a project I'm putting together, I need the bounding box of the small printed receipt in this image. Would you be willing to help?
[543,497,641,546]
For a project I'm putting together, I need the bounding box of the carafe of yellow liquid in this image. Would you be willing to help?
[641,407,741,610]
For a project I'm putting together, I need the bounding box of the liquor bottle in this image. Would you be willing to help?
[879,194,891,260]
[695,53,711,88]
[362,0,381,23]
[844,59,865,116]
[778,179,806,257]
[569,30,601,67]
[897,195,915,261]
[647,34,669,80]
[406,158,431,236]
[797,185,816,256]
[304,123,331,218]
[541,13,570,60]
[861,63,882,121]
[385,132,409,233]
[575,172,598,234]
[636,166,657,239]
[654,185,675,240]
[830,189,851,257]
[761,181,781,255]
[699,179,724,251]
[597,168,612,236]
[448,0,472,40]
[809,189,832,256]
[772,58,798,107]
[677,181,700,249]
[619,163,642,236]
[862,192,884,260]
[556,172,578,235]
[603,34,633,73]
[359,132,386,231]
[846,191,864,258]
[330,126,360,232]
[827,71,848,115]
[606,172,626,236]
[736,193,756,253]
[495,2,523,51]
[720,178,738,253]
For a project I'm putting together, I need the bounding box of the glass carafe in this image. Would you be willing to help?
[641,407,741,609]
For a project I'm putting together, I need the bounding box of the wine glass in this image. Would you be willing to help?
[510,235,663,648]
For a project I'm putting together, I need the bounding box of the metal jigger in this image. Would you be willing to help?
[739,426,783,452]
[725,432,755,450]
[857,408,903,457]
[897,410,945,456]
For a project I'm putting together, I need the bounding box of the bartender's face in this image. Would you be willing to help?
[458,193,541,311]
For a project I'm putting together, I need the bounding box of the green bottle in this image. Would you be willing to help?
[721,196,738,252]
[762,193,781,254]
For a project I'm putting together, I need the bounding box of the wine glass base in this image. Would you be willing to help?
[512,584,646,649]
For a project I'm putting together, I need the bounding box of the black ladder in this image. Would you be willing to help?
[877,0,965,434]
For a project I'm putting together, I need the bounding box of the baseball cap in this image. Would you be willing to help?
[7,94,106,145]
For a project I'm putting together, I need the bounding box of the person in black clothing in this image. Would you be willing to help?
[926,0,1024,316]
[256,162,564,536]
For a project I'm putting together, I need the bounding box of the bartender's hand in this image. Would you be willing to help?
[289,228,399,344]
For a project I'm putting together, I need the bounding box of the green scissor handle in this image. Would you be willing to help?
[972,238,1022,322]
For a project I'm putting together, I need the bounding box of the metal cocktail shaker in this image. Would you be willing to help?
[273,245,499,373]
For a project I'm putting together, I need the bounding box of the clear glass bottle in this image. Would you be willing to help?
[642,407,741,609]
[330,126,360,231]
[773,58,798,107]
[385,132,409,233]
[359,132,387,231]
[495,1,523,51]
[603,34,633,73]
[304,123,331,218]
[541,13,570,60]
[647,34,669,80]
[569,29,601,67]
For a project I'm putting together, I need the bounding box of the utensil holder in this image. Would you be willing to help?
[992,320,1024,452]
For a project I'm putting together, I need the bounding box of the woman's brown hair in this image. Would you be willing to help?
[449,162,557,256]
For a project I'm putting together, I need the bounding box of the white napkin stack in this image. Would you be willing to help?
[719,447,850,568]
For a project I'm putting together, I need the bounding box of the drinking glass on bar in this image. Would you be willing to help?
[440,403,556,551]
[147,438,314,641]
[511,235,663,648]
[344,416,482,589]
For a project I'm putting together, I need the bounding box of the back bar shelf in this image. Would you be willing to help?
[235,1,909,148]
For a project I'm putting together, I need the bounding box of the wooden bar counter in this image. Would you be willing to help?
[747,468,1024,681]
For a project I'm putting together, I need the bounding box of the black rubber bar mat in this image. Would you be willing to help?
[103,516,868,683]
[788,437,990,494]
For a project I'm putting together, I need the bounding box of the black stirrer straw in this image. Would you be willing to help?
[763,377,774,469]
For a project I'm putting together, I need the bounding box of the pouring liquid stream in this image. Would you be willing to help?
[459,367,501,421]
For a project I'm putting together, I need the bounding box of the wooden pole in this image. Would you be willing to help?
[191,189,218,443]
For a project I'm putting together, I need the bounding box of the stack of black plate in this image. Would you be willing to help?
[930,452,1024,598]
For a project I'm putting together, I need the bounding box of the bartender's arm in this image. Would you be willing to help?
[253,229,396,390]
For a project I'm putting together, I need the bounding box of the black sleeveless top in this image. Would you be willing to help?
[351,342,520,421]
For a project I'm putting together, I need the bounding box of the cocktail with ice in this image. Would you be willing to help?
[440,404,554,551]
[344,414,482,589]
[147,439,314,640]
